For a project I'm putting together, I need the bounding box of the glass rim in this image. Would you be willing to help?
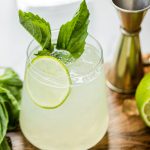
[26,30,104,86]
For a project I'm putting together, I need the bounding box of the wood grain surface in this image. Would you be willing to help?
[7,62,150,150]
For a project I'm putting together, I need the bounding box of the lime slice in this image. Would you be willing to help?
[25,56,71,109]
[136,74,150,126]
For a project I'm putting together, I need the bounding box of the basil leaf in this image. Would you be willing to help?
[0,87,19,130]
[0,68,22,87]
[0,137,11,150]
[0,103,8,144]
[19,10,54,51]
[0,68,22,145]
[3,86,22,103]
[0,68,22,102]
[56,0,90,58]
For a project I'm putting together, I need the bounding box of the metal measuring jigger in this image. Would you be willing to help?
[107,0,150,94]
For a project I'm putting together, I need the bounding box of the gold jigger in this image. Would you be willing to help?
[107,0,150,94]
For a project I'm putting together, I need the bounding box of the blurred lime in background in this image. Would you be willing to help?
[136,74,150,127]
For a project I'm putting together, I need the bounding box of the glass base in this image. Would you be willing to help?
[20,116,109,150]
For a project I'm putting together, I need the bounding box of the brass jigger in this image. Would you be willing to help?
[107,0,150,94]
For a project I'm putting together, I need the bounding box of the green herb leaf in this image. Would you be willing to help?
[19,10,54,51]
[0,137,11,150]
[0,68,22,146]
[0,103,8,144]
[0,87,20,130]
[56,0,89,58]
[0,68,22,87]
[0,68,23,102]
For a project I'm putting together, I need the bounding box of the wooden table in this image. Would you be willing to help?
[7,64,150,150]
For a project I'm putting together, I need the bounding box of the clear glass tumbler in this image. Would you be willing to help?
[20,30,109,150]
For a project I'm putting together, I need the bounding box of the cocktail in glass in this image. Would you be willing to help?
[20,30,109,150]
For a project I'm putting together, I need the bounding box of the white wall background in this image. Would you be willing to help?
[0,0,150,78]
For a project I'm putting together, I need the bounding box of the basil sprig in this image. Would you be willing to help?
[57,0,89,58]
[0,68,22,149]
[19,0,90,63]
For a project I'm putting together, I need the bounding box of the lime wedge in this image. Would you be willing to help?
[25,56,71,109]
[136,74,150,126]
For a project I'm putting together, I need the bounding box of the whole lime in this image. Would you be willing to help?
[136,74,150,126]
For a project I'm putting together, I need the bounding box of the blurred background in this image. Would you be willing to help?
[0,0,150,78]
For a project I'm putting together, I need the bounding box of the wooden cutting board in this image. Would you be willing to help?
[7,63,150,150]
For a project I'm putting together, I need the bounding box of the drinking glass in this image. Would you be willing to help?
[20,30,109,150]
